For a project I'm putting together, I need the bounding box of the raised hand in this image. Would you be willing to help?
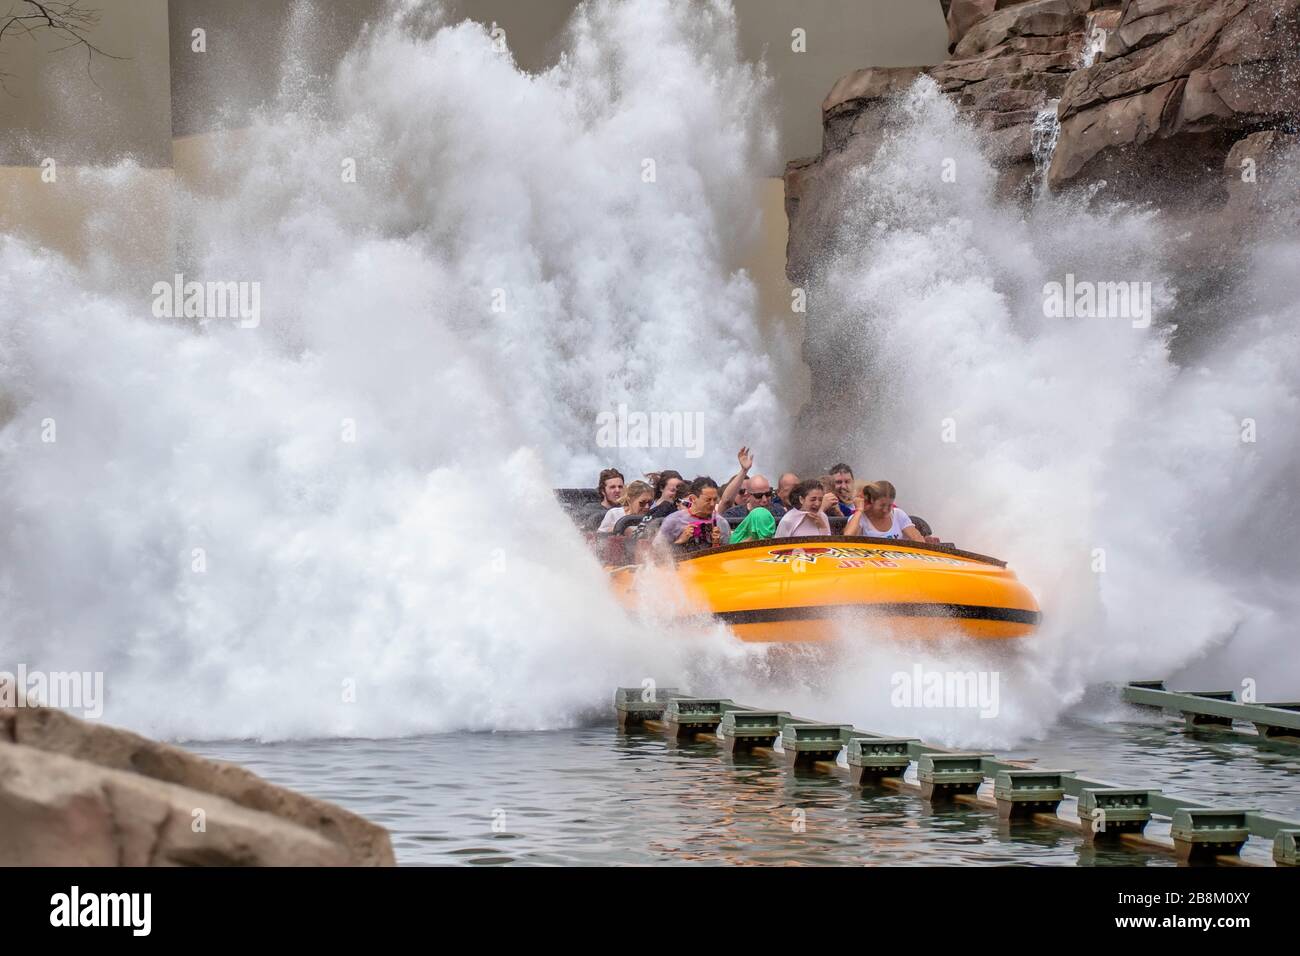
[737,446,753,472]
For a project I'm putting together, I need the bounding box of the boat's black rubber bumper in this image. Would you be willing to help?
[715,603,1042,626]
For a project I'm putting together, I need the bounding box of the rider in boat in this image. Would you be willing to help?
[597,480,654,534]
[773,479,833,538]
[774,472,798,514]
[655,476,731,552]
[730,504,776,542]
[646,470,686,519]
[823,463,857,518]
[597,468,624,510]
[844,480,938,543]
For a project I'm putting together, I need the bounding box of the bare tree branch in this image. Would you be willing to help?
[0,1,128,95]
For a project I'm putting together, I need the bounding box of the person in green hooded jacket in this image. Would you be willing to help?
[729,503,776,543]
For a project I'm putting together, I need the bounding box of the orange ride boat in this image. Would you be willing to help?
[608,536,1041,643]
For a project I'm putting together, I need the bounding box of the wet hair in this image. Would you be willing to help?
[653,469,683,500]
[597,468,624,499]
[828,463,854,477]
[790,478,825,511]
[689,476,719,496]
[864,480,898,502]
[619,480,653,509]
[818,474,836,493]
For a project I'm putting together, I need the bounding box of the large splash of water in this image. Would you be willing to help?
[0,0,778,740]
[3,3,1297,748]
[788,79,1300,745]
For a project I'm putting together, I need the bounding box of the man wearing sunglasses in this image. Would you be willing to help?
[722,472,785,522]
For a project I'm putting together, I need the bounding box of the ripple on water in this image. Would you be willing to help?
[188,714,1293,865]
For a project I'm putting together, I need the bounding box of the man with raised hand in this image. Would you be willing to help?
[723,472,784,523]
[716,446,752,516]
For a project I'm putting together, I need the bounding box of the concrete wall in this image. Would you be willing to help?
[3,1,947,169]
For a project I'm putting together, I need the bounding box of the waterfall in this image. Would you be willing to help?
[1030,100,1062,195]
[1080,13,1109,68]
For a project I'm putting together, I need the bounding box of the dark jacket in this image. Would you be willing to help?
[724,500,786,523]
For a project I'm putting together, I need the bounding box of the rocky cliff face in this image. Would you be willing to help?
[1051,0,1300,194]
[786,0,1300,283]
[1,680,395,866]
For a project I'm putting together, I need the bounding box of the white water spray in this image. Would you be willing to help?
[0,0,779,740]
[801,79,1300,744]
[2,6,1297,749]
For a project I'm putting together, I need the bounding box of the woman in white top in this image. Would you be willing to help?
[598,480,654,533]
[845,480,930,542]
[774,479,832,538]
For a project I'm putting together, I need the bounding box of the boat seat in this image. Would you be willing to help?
[612,514,648,535]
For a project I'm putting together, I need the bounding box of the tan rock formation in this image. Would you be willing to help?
[1049,0,1300,195]
[0,678,394,866]
[785,0,1300,282]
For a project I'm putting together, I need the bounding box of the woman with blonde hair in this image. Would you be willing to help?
[598,480,655,534]
[845,480,934,542]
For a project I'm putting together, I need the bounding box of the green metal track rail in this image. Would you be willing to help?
[615,684,1300,866]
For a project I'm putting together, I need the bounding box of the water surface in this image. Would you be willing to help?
[190,706,1298,866]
